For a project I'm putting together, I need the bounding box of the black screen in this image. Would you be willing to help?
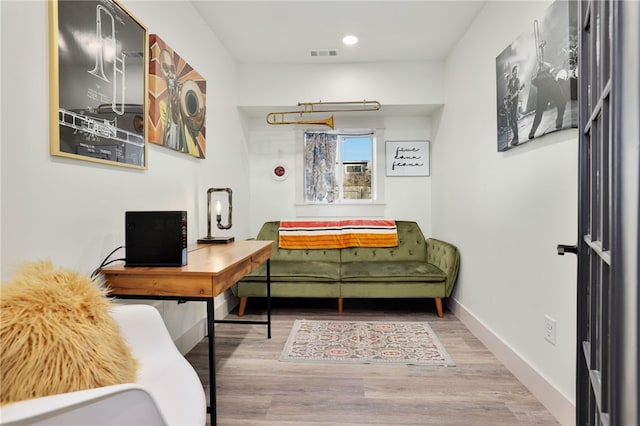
[125,211,187,266]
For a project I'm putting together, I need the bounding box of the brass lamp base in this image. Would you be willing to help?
[197,236,235,244]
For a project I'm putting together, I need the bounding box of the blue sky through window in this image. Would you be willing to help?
[342,137,371,161]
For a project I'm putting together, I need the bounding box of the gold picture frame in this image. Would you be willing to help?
[49,0,148,169]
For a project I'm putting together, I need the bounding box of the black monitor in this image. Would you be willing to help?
[125,211,187,267]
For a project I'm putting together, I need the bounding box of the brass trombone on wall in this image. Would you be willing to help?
[266,100,381,129]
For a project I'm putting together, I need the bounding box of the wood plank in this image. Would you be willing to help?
[185,299,559,425]
[105,274,214,297]
[101,240,272,298]
[101,240,272,276]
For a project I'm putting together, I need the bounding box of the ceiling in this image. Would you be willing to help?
[191,1,487,64]
[190,1,487,118]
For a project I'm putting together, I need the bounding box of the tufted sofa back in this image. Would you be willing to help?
[255,221,341,263]
[339,221,427,262]
[258,221,429,263]
[256,221,452,268]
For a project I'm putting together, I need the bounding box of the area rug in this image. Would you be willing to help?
[280,320,455,366]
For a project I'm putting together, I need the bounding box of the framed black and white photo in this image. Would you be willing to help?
[385,141,430,177]
[495,0,578,152]
[49,0,148,168]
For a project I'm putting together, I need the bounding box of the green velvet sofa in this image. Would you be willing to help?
[233,220,460,317]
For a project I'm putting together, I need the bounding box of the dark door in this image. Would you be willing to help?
[573,0,640,424]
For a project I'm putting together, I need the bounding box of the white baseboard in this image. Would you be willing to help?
[173,292,240,355]
[174,317,206,356]
[214,291,239,320]
[448,299,575,426]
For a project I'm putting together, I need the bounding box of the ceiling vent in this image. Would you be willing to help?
[309,49,338,58]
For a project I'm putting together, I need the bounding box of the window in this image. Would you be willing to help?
[340,136,371,200]
[345,163,364,174]
[303,131,374,203]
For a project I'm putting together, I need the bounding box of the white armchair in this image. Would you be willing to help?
[0,304,206,426]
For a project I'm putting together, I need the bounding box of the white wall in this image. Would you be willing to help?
[0,0,248,352]
[1,1,578,422]
[244,114,433,236]
[0,0,3,281]
[240,62,439,235]
[238,61,444,108]
[432,1,577,424]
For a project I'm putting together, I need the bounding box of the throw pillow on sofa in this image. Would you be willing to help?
[0,260,138,405]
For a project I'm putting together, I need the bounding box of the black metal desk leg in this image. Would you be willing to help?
[267,259,271,339]
[207,299,216,425]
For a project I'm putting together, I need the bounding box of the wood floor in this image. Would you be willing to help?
[185,299,559,425]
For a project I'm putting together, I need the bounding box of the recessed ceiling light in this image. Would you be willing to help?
[342,35,358,46]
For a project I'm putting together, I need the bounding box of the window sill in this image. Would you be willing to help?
[294,203,386,218]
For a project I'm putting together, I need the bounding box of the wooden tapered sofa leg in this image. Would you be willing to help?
[434,297,444,318]
[338,297,344,313]
[238,297,248,317]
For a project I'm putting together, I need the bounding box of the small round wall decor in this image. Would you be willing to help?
[271,163,289,181]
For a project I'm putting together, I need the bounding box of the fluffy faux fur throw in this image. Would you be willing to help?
[0,261,138,405]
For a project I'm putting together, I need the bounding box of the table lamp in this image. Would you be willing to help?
[198,187,235,244]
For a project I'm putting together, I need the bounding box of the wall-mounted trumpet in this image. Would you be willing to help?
[266,100,381,129]
[88,4,126,116]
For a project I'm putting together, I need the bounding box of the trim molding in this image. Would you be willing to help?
[174,317,206,356]
[174,291,239,355]
[448,299,575,426]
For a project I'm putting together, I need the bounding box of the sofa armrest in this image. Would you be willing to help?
[426,238,460,297]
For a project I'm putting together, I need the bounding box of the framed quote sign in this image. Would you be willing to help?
[49,0,148,168]
[385,140,430,177]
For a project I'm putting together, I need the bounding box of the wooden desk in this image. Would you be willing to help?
[101,240,273,426]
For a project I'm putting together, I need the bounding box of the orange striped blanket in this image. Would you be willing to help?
[278,219,398,249]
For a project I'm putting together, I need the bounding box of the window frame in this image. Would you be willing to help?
[335,132,374,203]
[303,129,375,204]
[294,121,386,218]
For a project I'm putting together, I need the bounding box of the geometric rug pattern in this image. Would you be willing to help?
[280,320,455,366]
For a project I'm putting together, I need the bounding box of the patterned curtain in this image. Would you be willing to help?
[304,132,337,202]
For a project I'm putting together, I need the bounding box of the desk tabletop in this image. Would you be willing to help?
[101,240,273,276]
[101,240,273,298]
